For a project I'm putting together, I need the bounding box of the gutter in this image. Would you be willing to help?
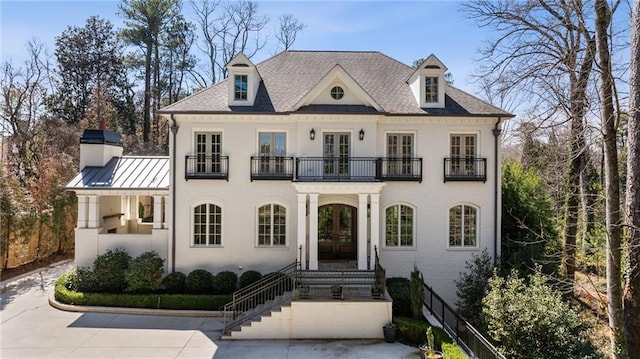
[492,118,503,267]
[170,115,179,273]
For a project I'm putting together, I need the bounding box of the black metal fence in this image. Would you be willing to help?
[296,157,422,182]
[443,157,487,182]
[185,155,229,180]
[250,156,295,181]
[421,280,505,359]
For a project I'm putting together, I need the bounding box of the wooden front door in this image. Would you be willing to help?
[318,204,357,260]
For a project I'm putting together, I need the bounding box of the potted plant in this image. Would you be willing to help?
[298,284,310,298]
[419,327,444,359]
[382,322,397,343]
[331,284,343,299]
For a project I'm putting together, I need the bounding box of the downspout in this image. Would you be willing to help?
[170,115,179,273]
[492,118,503,267]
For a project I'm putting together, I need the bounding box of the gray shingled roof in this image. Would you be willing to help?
[161,51,512,117]
[66,157,169,191]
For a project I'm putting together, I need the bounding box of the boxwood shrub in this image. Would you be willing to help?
[239,270,262,288]
[162,272,186,294]
[212,271,238,294]
[386,277,411,317]
[92,248,131,293]
[186,269,214,294]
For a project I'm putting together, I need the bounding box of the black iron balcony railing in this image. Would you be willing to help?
[296,157,422,183]
[185,155,229,180]
[250,156,295,181]
[443,157,487,182]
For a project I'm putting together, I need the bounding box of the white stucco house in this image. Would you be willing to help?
[66,50,512,338]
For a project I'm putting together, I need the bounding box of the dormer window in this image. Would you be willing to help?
[425,77,438,103]
[234,75,248,101]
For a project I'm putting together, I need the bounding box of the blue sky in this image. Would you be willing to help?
[1,1,489,94]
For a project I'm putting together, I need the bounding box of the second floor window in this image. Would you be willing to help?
[425,76,438,103]
[234,74,248,100]
[387,133,414,175]
[450,134,476,174]
[195,132,221,173]
[259,132,286,174]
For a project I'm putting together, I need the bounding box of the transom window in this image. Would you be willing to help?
[449,204,477,247]
[425,76,438,103]
[330,86,344,100]
[258,204,286,246]
[194,203,222,246]
[385,204,414,247]
[234,74,248,100]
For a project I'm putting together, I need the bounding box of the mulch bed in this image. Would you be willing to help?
[1,252,73,282]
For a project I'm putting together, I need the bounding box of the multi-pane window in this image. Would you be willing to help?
[195,132,221,173]
[258,204,286,246]
[425,76,438,103]
[450,134,476,175]
[385,204,414,247]
[323,133,350,177]
[449,205,477,247]
[194,203,222,245]
[387,133,414,175]
[259,132,286,174]
[234,74,248,100]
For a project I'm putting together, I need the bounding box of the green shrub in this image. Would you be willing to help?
[442,343,467,359]
[65,266,97,293]
[455,249,493,330]
[410,265,425,319]
[393,316,451,348]
[162,272,186,294]
[239,270,262,288]
[386,277,411,317]
[125,251,165,293]
[92,248,131,293]
[55,271,231,310]
[186,269,214,294]
[483,269,600,359]
[212,271,238,294]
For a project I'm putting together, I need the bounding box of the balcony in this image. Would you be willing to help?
[443,157,486,182]
[185,155,229,180]
[250,156,295,181]
[295,157,422,183]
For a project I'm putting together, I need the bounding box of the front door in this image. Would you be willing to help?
[318,204,357,260]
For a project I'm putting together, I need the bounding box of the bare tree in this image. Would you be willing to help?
[462,0,597,288]
[624,0,640,354]
[275,14,306,51]
[191,0,267,86]
[595,1,626,357]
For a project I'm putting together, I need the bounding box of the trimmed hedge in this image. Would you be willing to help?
[393,316,451,348]
[239,270,262,288]
[387,277,411,317]
[442,343,468,359]
[186,269,214,294]
[55,273,231,310]
[212,271,238,294]
[162,272,186,294]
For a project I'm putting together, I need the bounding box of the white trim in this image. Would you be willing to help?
[255,202,289,248]
[446,202,480,250]
[382,202,417,250]
[190,200,224,248]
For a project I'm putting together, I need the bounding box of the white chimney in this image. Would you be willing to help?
[79,129,123,169]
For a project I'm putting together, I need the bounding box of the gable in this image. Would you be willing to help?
[293,65,383,111]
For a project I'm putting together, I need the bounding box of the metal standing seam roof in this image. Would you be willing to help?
[66,156,170,191]
[159,50,514,117]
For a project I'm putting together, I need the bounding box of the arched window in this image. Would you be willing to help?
[258,204,286,246]
[385,204,414,247]
[193,203,222,246]
[449,204,477,247]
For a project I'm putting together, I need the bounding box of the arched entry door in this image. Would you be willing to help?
[318,204,357,260]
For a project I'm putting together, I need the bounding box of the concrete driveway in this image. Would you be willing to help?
[1,263,418,358]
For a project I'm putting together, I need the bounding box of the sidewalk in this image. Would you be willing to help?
[1,262,419,358]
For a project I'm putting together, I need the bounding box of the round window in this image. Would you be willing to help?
[330,86,344,100]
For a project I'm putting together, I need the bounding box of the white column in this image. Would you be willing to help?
[308,193,319,270]
[358,193,369,270]
[370,193,381,268]
[163,196,168,227]
[297,194,307,269]
[132,195,139,220]
[153,195,162,229]
[87,195,99,228]
[77,195,88,228]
